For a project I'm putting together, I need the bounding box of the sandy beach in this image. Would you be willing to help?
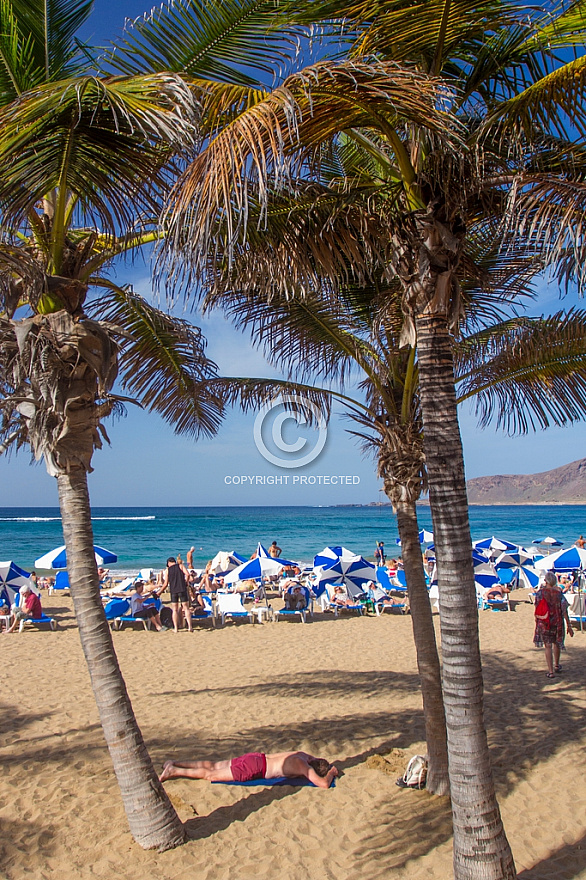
[2,590,586,880]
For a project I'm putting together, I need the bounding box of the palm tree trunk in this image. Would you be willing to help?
[57,469,186,851]
[415,312,516,880]
[395,498,449,796]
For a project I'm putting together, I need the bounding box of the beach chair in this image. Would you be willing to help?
[13,592,57,632]
[478,588,510,612]
[216,591,253,625]
[367,585,408,616]
[105,597,162,630]
[567,592,586,628]
[321,585,364,617]
[48,570,70,595]
[274,586,312,623]
[191,593,215,626]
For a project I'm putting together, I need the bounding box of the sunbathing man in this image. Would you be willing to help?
[159,750,338,788]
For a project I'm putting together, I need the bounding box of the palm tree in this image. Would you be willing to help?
[158,4,586,872]
[0,0,306,850]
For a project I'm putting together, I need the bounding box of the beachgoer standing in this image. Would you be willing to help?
[576,535,585,549]
[163,557,193,633]
[533,571,573,678]
[269,541,282,558]
[374,541,386,565]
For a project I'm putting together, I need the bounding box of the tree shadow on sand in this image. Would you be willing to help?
[517,830,586,880]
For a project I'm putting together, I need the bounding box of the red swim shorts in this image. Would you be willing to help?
[230,752,267,782]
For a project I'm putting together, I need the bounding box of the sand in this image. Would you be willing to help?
[2,590,586,880]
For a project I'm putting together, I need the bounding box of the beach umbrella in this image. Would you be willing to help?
[534,546,586,572]
[35,544,118,569]
[223,555,285,584]
[396,529,434,547]
[315,554,376,598]
[532,536,563,548]
[494,551,538,589]
[473,536,518,554]
[313,546,355,568]
[495,550,533,568]
[209,550,247,575]
[0,561,38,602]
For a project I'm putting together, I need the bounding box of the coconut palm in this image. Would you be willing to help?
[0,0,308,850]
[158,3,586,872]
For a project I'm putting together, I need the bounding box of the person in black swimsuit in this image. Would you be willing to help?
[162,557,193,633]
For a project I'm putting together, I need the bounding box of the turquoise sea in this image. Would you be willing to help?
[1,505,586,575]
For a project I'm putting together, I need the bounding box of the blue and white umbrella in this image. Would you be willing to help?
[534,546,586,572]
[0,560,38,602]
[532,536,563,548]
[315,554,376,598]
[209,550,247,575]
[495,551,539,589]
[313,546,355,569]
[396,529,434,547]
[473,536,518,554]
[35,544,118,569]
[223,555,285,584]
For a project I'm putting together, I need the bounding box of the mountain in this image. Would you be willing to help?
[466,458,586,504]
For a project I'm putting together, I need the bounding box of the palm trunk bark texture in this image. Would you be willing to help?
[415,311,516,879]
[57,469,186,851]
[395,499,449,795]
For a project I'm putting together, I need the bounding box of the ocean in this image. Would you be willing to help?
[1,505,585,576]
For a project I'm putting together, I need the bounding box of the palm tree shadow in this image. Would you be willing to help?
[183,784,305,841]
[516,830,586,879]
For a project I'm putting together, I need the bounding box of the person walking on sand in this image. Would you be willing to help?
[162,557,193,633]
[534,571,573,678]
[159,750,338,788]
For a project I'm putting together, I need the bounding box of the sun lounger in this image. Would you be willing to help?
[478,588,510,611]
[104,597,163,630]
[274,585,312,623]
[216,591,253,625]
[567,592,586,626]
[13,592,57,631]
[367,586,408,615]
[192,594,215,626]
[320,585,364,617]
[48,571,70,594]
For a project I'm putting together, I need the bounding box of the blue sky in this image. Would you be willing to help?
[1,1,584,508]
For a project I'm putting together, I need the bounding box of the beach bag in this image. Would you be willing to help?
[159,606,173,628]
[534,597,550,626]
[396,754,427,790]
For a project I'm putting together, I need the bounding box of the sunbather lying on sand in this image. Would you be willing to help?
[159,750,338,788]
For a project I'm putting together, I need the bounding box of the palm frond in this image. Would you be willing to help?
[162,59,460,280]
[456,309,586,433]
[104,0,302,85]
[86,283,224,438]
[2,0,93,96]
[0,73,197,233]
[484,54,586,142]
